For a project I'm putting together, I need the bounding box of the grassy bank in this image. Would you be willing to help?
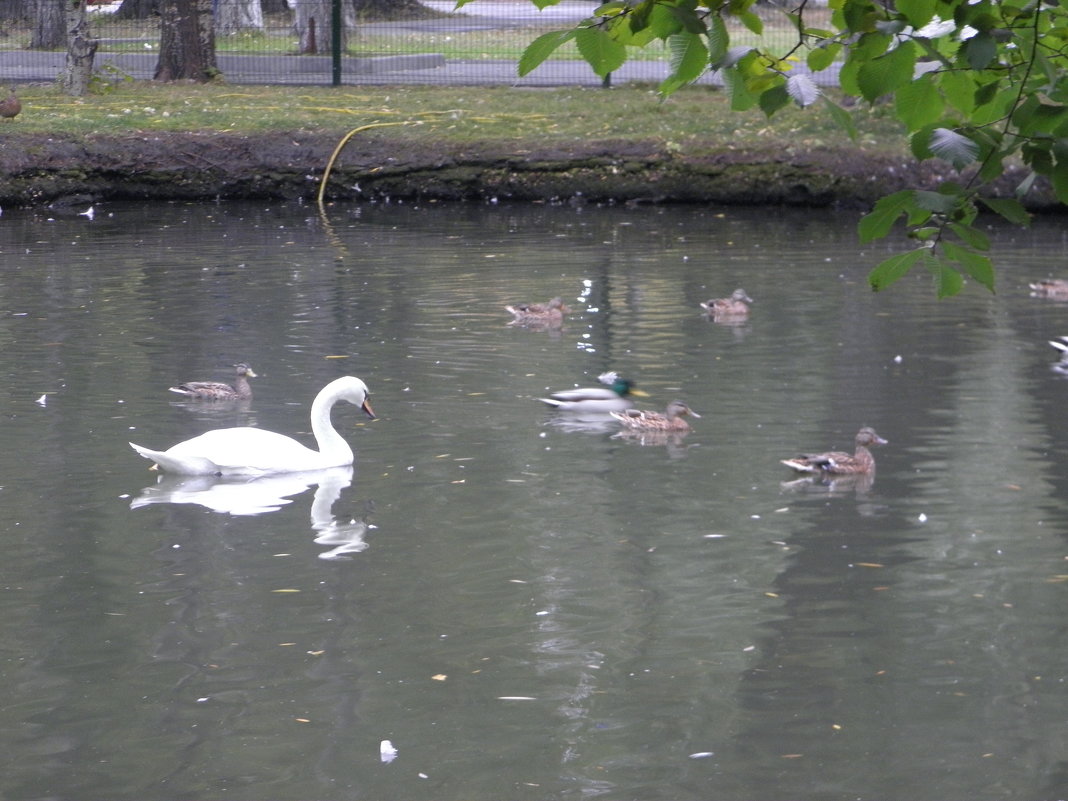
[6,81,901,152]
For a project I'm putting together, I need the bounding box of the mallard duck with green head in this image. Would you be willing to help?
[539,371,648,413]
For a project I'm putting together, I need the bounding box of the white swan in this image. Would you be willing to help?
[130,376,375,476]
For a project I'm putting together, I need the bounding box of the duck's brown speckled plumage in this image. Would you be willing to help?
[0,88,21,121]
[170,363,257,400]
[700,288,753,318]
[610,400,701,432]
[506,296,571,327]
[781,426,887,475]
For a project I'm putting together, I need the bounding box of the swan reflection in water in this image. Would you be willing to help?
[130,466,374,560]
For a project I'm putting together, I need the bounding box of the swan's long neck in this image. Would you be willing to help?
[310,389,354,464]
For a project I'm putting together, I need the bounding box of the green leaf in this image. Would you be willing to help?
[913,188,960,213]
[1052,154,1068,204]
[807,42,842,72]
[896,0,937,27]
[722,68,758,111]
[518,30,577,77]
[894,74,944,131]
[574,26,628,77]
[948,221,991,251]
[666,3,707,34]
[858,189,915,242]
[932,259,965,298]
[962,31,997,69]
[667,31,709,83]
[930,127,979,169]
[868,248,926,291]
[910,124,938,160]
[938,69,976,115]
[736,9,764,35]
[759,84,791,116]
[706,14,729,66]
[943,241,995,292]
[856,41,917,103]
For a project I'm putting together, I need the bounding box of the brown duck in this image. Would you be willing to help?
[0,88,21,121]
[1030,279,1068,299]
[781,426,888,475]
[700,288,753,318]
[169,363,257,400]
[506,296,571,327]
[610,400,701,432]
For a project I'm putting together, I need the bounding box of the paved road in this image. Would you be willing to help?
[0,0,838,88]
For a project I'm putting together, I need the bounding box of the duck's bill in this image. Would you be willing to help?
[630,389,651,397]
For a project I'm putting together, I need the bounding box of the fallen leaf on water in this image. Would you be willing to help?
[432,674,447,681]
[855,562,884,568]
[295,718,311,723]
[324,354,350,359]
[781,754,803,759]
[307,650,325,656]
[272,589,301,593]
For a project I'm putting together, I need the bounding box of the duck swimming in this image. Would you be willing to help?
[169,363,257,400]
[539,371,648,413]
[506,297,571,327]
[701,288,753,318]
[781,426,887,476]
[1030,279,1068,298]
[610,400,701,432]
[131,376,375,476]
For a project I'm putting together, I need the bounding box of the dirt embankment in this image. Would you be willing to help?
[0,130,1056,209]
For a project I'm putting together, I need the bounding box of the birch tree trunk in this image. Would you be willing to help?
[215,0,264,36]
[58,0,98,96]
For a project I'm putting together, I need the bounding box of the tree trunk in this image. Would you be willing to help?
[154,0,218,81]
[0,0,30,22]
[293,0,351,55]
[58,0,98,96]
[29,0,65,49]
[215,0,264,35]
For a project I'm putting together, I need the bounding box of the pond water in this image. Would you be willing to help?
[2,200,1068,800]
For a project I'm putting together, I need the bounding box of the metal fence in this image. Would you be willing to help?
[0,0,802,87]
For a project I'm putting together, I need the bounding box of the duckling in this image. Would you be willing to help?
[700,288,753,318]
[506,296,571,327]
[610,400,700,432]
[539,371,648,413]
[0,87,20,121]
[169,363,257,401]
[781,426,887,475]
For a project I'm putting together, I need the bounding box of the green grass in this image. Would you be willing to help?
[5,82,904,159]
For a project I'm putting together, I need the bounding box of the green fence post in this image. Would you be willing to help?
[331,0,342,86]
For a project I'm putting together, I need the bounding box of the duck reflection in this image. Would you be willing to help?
[780,471,875,496]
[130,466,372,559]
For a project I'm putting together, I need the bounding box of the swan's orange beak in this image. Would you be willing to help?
[361,398,376,420]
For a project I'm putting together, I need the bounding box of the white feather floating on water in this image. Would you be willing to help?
[380,739,398,763]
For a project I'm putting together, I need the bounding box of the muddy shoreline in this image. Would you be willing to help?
[1,130,1057,210]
